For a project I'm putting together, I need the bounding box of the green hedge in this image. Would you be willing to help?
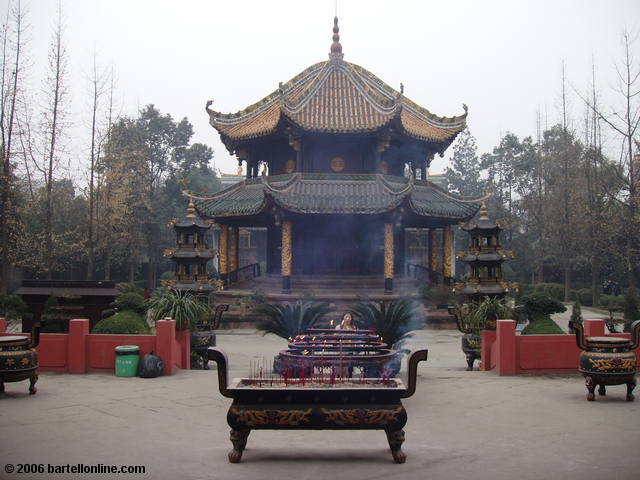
[521,316,565,334]
[92,311,149,334]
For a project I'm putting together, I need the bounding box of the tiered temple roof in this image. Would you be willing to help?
[206,18,467,153]
[192,173,481,220]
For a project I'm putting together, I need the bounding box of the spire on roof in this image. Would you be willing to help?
[186,196,197,218]
[478,201,490,220]
[329,16,344,61]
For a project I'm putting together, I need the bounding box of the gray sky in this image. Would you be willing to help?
[23,0,640,182]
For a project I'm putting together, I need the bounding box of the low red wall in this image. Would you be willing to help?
[482,319,639,375]
[0,318,190,375]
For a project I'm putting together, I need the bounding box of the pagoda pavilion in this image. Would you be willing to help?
[192,18,485,294]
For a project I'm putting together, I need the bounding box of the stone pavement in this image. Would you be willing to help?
[1,329,639,480]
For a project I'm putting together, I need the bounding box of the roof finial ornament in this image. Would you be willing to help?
[329,16,344,61]
[400,83,404,95]
[479,201,490,220]
[186,196,197,218]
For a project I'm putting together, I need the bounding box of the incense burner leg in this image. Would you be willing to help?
[626,378,636,402]
[0,380,4,393]
[386,428,406,464]
[597,384,606,396]
[585,376,596,401]
[228,428,250,463]
[28,373,38,395]
[465,354,475,371]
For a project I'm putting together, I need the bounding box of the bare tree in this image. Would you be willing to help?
[576,31,640,288]
[42,2,69,278]
[85,50,109,280]
[0,0,26,293]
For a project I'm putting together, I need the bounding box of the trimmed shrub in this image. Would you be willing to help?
[114,292,147,315]
[624,288,640,322]
[576,288,593,307]
[41,296,71,333]
[92,311,149,334]
[520,292,566,320]
[570,300,583,325]
[521,317,565,334]
[0,294,31,321]
[599,294,622,309]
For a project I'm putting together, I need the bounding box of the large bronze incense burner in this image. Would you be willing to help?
[570,320,640,401]
[209,347,427,463]
[0,322,43,395]
[276,328,400,378]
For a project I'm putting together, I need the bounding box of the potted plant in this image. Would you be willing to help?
[452,296,511,370]
[252,300,335,340]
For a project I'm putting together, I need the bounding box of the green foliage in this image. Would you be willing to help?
[417,284,432,304]
[623,288,640,322]
[350,298,422,349]
[114,292,147,316]
[431,284,455,306]
[116,283,144,295]
[599,294,623,309]
[0,294,31,321]
[92,311,149,334]
[253,301,335,340]
[519,292,566,321]
[575,289,593,307]
[445,128,484,197]
[160,271,176,281]
[467,297,512,330]
[147,288,209,330]
[521,316,565,335]
[534,283,565,302]
[41,296,72,333]
[570,300,583,325]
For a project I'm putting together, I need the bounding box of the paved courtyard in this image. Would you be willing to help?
[1,323,639,480]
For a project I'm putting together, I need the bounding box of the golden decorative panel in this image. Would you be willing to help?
[443,225,452,277]
[230,226,239,272]
[230,407,311,426]
[219,225,228,274]
[384,222,394,279]
[429,229,437,271]
[281,220,292,276]
[321,407,402,425]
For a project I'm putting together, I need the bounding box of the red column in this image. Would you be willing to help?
[67,319,90,374]
[584,319,605,338]
[156,319,177,375]
[495,320,517,376]
[0,317,6,333]
[176,329,191,370]
[481,329,496,371]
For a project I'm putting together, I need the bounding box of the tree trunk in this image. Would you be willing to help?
[564,265,571,302]
[128,259,135,283]
[591,259,600,307]
[104,250,111,280]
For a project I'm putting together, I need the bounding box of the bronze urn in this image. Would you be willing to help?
[570,320,640,401]
[0,322,43,395]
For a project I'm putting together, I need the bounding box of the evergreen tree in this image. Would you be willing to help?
[445,128,483,197]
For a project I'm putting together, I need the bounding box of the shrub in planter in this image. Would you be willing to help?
[431,284,455,307]
[93,311,149,334]
[519,291,566,334]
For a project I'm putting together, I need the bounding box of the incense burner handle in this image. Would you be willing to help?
[630,320,640,351]
[212,304,229,329]
[208,347,233,398]
[400,349,428,399]
[569,321,587,351]
[448,306,472,334]
[28,321,44,349]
